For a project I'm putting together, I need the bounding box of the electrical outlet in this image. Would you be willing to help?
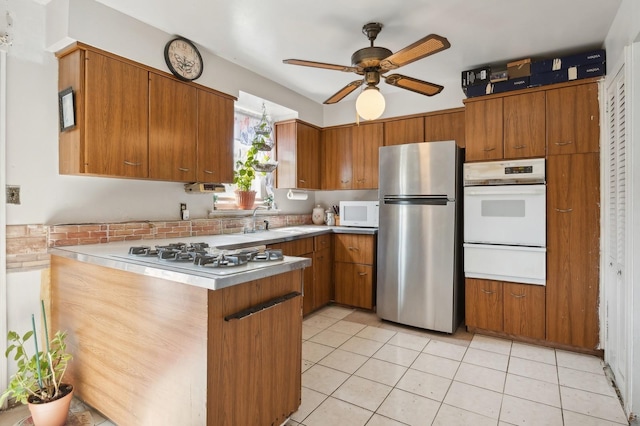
[6,185,20,204]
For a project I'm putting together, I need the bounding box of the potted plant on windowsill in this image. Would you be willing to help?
[233,144,259,209]
[1,303,73,426]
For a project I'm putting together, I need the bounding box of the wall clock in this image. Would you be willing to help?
[164,37,204,82]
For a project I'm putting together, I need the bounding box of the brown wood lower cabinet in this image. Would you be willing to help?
[334,263,374,310]
[333,234,376,310]
[268,235,332,315]
[50,255,303,426]
[465,278,545,339]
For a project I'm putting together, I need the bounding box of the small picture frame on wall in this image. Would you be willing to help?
[58,87,75,131]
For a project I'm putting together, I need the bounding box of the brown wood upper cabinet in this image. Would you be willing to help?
[57,43,235,183]
[149,73,197,182]
[352,123,383,189]
[384,117,424,146]
[546,83,600,155]
[322,127,353,189]
[275,120,321,189]
[424,111,466,148]
[197,90,234,183]
[465,92,545,161]
[58,49,149,177]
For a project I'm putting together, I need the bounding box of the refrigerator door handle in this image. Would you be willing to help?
[383,195,450,206]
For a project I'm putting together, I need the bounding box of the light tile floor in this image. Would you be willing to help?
[289,305,630,426]
[0,305,630,426]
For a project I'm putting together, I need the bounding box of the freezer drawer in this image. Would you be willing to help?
[464,243,546,285]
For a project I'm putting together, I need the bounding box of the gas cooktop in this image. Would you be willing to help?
[111,242,285,276]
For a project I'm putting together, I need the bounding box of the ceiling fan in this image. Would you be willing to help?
[283,22,451,106]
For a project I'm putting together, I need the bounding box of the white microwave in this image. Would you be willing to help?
[339,201,379,228]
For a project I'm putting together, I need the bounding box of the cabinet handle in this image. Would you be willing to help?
[178,167,190,172]
[358,272,368,276]
[123,161,141,166]
[555,208,573,213]
[299,179,306,183]
[510,292,526,298]
[482,147,496,152]
[555,140,573,146]
[224,291,301,321]
[204,170,214,174]
[618,269,622,276]
[348,246,360,251]
[513,145,527,149]
[480,289,495,295]
[341,179,350,184]
[357,178,365,183]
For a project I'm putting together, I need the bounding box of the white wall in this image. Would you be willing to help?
[604,0,640,418]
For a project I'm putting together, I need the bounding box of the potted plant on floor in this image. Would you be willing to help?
[1,302,73,426]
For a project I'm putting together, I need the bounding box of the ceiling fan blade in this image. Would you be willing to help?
[379,34,450,71]
[324,80,364,104]
[384,74,444,96]
[283,59,360,73]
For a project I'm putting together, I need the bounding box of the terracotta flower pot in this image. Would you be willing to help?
[28,385,73,426]
[235,190,256,210]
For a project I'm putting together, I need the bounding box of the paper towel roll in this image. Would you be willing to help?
[287,189,308,200]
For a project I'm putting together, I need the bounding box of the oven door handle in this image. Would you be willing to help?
[464,187,546,196]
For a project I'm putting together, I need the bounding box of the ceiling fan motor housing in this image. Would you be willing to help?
[351,47,392,69]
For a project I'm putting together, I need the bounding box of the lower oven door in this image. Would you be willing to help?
[464,184,546,247]
[464,243,546,285]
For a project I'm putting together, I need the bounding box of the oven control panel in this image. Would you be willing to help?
[463,158,545,185]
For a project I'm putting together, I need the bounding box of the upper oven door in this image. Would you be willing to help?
[464,184,546,247]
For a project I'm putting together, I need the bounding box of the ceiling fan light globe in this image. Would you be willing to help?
[356,87,385,120]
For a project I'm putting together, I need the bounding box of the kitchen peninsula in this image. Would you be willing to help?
[48,232,313,426]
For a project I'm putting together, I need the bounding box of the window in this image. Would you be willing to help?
[213,108,275,209]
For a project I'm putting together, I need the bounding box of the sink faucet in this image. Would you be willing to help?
[250,205,269,232]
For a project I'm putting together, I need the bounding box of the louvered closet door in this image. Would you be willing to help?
[605,64,628,404]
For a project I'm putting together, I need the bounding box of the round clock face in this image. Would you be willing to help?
[164,37,204,82]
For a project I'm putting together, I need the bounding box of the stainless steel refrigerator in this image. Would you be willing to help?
[376,141,463,333]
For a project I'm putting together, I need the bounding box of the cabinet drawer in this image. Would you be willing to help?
[334,234,375,264]
[334,263,373,310]
[314,234,332,251]
[268,237,313,256]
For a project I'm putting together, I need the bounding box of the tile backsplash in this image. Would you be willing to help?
[6,214,312,271]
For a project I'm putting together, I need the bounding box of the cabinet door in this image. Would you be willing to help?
[197,90,234,183]
[546,83,600,155]
[424,111,466,148]
[384,117,424,146]
[334,263,373,309]
[503,92,546,159]
[546,153,600,348]
[465,279,503,331]
[296,122,320,189]
[313,248,332,310]
[465,98,503,161]
[322,127,352,189]
[334,234,375,264]
[352,123,383,189]
[149,73,197,181]
[84,51,149,177]
[503,283,545,339]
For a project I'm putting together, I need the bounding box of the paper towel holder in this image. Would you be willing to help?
[287,189,308,200]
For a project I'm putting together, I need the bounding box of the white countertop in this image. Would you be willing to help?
[49,225,377,291]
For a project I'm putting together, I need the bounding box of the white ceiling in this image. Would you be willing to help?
[93,0,620,112]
